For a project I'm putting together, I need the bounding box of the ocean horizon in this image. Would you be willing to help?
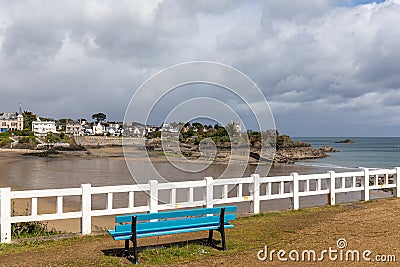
[293,137,400,170]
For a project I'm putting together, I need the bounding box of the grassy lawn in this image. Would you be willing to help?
[1,198,399,266]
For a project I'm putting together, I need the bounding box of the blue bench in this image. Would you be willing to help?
[108,206,237,264]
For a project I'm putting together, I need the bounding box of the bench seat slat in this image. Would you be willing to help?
[109,223,234,240]
[115,214,236,233]
[116,206,237,223]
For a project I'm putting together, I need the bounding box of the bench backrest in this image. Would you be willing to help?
[114,206,237,233]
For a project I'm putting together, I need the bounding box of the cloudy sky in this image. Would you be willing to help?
[1,0,399,136]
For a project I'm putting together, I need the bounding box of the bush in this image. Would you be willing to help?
[0,139,11,148]
[45,133,62,143]
[0,132,11,138]
[220,136,231,143]
[12,221,59,239]
[11,202,61,239]
[12,130,34,136]
[19,136,36,144]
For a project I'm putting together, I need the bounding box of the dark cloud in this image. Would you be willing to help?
[0,0,399,136]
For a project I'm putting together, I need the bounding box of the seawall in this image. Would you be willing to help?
[74,136,145,146]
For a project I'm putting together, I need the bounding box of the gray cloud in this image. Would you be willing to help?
[0,0,399,136]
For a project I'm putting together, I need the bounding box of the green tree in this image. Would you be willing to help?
[92,113,107,123]
[23,111,37,130]
[216,127,227,137]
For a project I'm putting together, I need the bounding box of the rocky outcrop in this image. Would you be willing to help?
[320,146,340,153]
[272,135,339,164]
[146,135,339,165]
[335,139,354,143]
[274,146,327,164]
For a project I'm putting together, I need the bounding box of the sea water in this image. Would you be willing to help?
[294,137,400,169]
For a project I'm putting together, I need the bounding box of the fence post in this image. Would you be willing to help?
[291,173,299,210]
[80,184,92,235]
[250,174,260,214]
[204,177,214,208]
[361,168,370,201]
[396,167,400,198]
[328,171,336,205]
[149,180,159,213]
[0,188,11,243]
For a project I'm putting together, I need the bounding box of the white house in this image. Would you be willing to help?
[160,123,179,133]
[65,121,84,136]
[0,112,24,132]
[105,123,122,136]
[93,123,105,135]
[133,126,145,136]
[32,118,57,136]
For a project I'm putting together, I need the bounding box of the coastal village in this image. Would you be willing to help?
[0,107,240,139]
[0,107,338,164]
[1,108,151,137]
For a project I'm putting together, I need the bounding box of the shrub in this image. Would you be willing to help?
[45,133,61,143]
[0,139,11,148]
[19,136,36,144]
[11,202,61,239]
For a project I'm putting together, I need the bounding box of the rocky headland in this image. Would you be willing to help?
[145,134,339,165]
[8,132,339,165]
[272,135,338,164]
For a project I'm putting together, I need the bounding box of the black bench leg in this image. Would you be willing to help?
[124,239,130,257]
[208,230,214,245]
[132,236,138,264]
[220,227,226,251]
[218,207,227,251]
[131,215,139,264]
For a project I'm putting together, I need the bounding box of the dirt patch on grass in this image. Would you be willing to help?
[1,198,399,266]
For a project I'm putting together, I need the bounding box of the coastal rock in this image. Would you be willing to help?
[275,147,327,162]
[147,134,331,164]
[335,139,354,143]
[319,146,339,153]
[261,135,328,164]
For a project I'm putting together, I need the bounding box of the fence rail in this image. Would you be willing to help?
[1,167,399,243]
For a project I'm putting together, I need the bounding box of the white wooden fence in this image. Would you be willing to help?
[1,167,399,243]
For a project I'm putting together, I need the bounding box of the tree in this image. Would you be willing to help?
[92,113,107,123]
[23,111,37,130]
